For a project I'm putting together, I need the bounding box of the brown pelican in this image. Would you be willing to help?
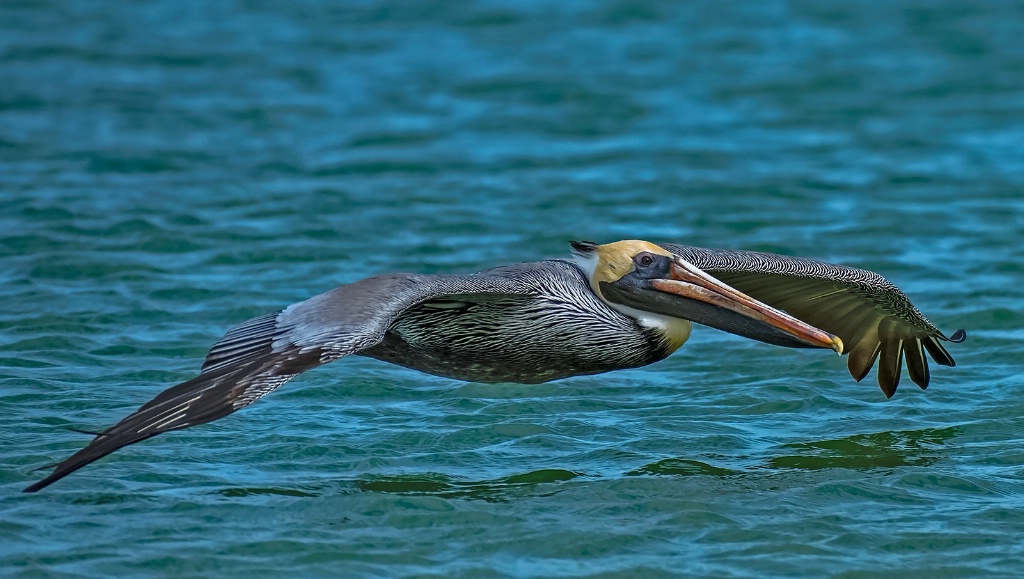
[23,240,964,492]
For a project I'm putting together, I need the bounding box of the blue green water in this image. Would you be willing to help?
[2,0,1023,576]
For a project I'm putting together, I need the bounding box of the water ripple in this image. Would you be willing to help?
[3,0,1024,576]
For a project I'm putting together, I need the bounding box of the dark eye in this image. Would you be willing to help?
[638,253,655,267]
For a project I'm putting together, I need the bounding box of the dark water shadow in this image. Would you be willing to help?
[217,486,321,498]
[625,427,960,479]
[211,469,584,503]
[352,468,583,503]
[67,493,154,506]
[208,428,960,501]
[764,426,959,471]
[626,459,741,477]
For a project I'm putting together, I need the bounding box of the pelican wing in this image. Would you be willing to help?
[661,244,964,397]
[24,271,539,492]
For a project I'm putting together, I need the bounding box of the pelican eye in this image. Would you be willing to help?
[637,252,655,267]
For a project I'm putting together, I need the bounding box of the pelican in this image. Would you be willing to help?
[23,240,964,492]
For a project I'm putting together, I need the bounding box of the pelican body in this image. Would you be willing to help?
[361,261,679,384]
[24,240,964,492]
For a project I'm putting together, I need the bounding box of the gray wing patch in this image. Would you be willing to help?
[24,266,547,492]
[200,312,282,374]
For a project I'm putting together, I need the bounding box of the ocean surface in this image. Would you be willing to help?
[2,0,1023,576]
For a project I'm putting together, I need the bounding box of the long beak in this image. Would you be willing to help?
[601,257,844,353]
[656,257,843,352]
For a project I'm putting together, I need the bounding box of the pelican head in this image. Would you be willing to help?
[570,240,844,353]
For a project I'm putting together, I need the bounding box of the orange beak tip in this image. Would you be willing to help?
[832,336,845,355]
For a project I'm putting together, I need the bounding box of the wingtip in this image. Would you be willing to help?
[22,478,51,493]
[22,462,78,493]
[949,328,967,343]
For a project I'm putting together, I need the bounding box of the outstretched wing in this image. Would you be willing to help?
[25,271,538,492]
[661,244,964,398]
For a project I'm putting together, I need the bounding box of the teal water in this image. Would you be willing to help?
[2,1,1023,576]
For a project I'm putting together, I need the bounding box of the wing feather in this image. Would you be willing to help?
[848,331,882,383]
[923,336,956,367]
[199,312,280,374]
[25,269,540,492]
[662,244,962,397]
[904,338,930,389]
[876,320,903,397]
